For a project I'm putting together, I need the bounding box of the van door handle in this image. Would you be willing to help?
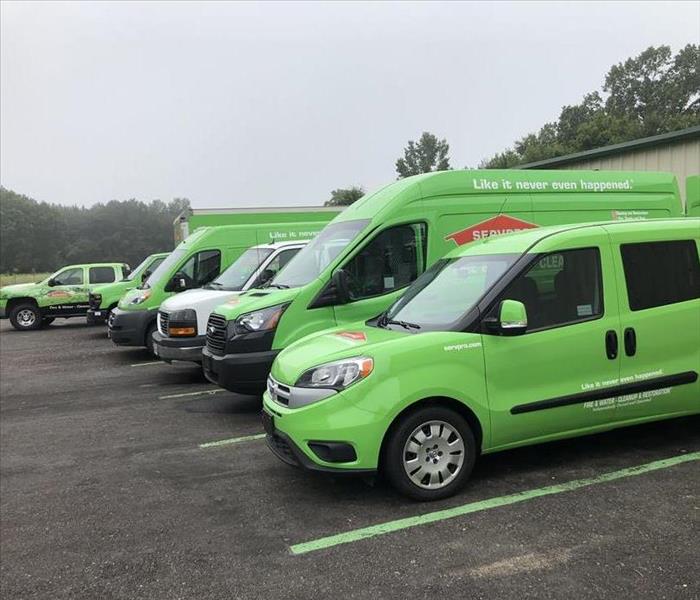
[605,330,618,360]
[624,327,637,357]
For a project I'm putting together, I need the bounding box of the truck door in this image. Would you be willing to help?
[43,267,90,315]
[609,231,700,421]
[332,223,428,326]
[481,230,623,447]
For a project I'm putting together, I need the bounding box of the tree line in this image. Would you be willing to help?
[326,44,700,205]
[0,187,189,274]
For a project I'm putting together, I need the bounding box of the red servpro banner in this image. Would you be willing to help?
[446,215,538,245]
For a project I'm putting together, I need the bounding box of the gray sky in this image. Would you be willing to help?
[1,1,698,208]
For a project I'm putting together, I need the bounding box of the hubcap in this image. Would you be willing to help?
[403,420,465,489]
[17,309,36,327]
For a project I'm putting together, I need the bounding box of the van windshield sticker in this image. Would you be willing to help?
[446,215,538,245]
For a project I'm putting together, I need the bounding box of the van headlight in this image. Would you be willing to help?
[295,357,374,390]
[233,303,288,335]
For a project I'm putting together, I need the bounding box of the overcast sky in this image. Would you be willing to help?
[1,1,698,208]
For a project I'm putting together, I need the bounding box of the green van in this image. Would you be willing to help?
[262,218,700,500]
[0,262,129,331]
[202,169,683,395]
[108,220,335,353]
[87,252,169,324]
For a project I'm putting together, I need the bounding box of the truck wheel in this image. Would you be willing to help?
[9,303,42,331]
[145,322,157,355]
[41,317,55,327]
[383,406,476,501]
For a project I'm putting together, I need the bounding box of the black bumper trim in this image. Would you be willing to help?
[152,331,205,362]
[202,347,280,395]
[108,307,155,347]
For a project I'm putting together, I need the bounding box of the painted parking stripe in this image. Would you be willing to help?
[198,433,266,449]
[159,388,225,400]
[290,451,700,555]
[129,361,162,368]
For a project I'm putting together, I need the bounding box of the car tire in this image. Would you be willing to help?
[41,317,55,327]
[145,321,157,355]
[9,303,42,331]
[384,405,477,501]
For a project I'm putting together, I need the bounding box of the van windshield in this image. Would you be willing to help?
[271,219,370,288]
[127,255,160,282]
[207,247,274,291]
[141,249,185,289]
[382,254,519,331]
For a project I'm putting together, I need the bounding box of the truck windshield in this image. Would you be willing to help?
[207,247,274,291]
[141,249,185,289]
[382,254,520,331]
[271,219,370,288]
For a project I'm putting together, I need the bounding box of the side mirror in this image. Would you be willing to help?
[497,299,528,335]
[47,278,57,287]
[308,269,350,309]
[257,269,275,287]
[141,270,152,284]
[166,273,187,293]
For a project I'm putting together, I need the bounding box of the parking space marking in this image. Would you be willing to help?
[289,451,700,555]
[199,433,266,449]
[130,361,162,368]
[159,388,225,400]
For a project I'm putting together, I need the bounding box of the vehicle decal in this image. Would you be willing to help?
[612,209,650,221]
[510,371,697,415]
[446,215,538,245]
[46,290,77,299]
[444,342,482,352]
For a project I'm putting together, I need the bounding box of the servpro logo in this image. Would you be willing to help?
[335,331,367,342]
[446,215,538,245]
[46,290,74,299]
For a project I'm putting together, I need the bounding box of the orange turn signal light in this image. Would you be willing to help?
[170,326,196,337]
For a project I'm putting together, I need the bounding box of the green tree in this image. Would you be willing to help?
[481,44,700,168]
[396,132,451,178]
[324,186,365,207]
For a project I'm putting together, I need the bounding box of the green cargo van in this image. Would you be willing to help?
[0,262,130,331]
[202,169,684,395]
[262,218,700,500]
[87,252,169,324]
[108,220,336,353]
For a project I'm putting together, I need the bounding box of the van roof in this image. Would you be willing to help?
[335,169,680,224]
[257,240,310,250]
[445,218,700,258]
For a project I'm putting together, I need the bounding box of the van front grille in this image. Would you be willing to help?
[158,311,170,336]
[206,314,228,355]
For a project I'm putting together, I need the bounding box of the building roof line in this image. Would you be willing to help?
[518,125,700,169]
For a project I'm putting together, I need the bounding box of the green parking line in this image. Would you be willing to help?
[290,451,700,555]
[198,433,266,449]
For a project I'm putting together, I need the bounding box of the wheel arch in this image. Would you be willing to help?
[378,396,484,470]
[6,297,40,312]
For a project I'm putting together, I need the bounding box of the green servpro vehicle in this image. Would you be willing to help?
[261,218,700,500]
[108,219,337,353]
[687,175,700,217]
[87,252,169,324]
[202,169,684,395]
[0,263,130,331]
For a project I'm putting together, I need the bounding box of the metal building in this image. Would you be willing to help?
[520,125,700,206]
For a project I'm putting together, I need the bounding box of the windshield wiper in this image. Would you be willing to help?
[378,313,420,330]
[266,283,290,289]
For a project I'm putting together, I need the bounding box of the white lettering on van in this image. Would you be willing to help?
[444,342,482,352]
[473,179,499,190]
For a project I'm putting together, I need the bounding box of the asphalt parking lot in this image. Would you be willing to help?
[1,319,698,600]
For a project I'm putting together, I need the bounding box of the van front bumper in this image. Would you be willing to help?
[86,308,109,325]
[108,307,153,347]
[152,331,205,363]
[202,347,279,395]
[261,389,382,473]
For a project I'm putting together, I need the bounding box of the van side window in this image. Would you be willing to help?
[179,250,222,288]
[53,268,84,286]
[621,240,700,311]
[343,223,427,302]
[495,248,603,332]
[89,267,116,284]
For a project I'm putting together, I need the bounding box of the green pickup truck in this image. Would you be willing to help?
[0,262,129,331]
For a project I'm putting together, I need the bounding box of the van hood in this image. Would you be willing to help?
[161,287,241,311]
[0,282,41,298]
[211,287,301,320]
[271,324,407,385]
